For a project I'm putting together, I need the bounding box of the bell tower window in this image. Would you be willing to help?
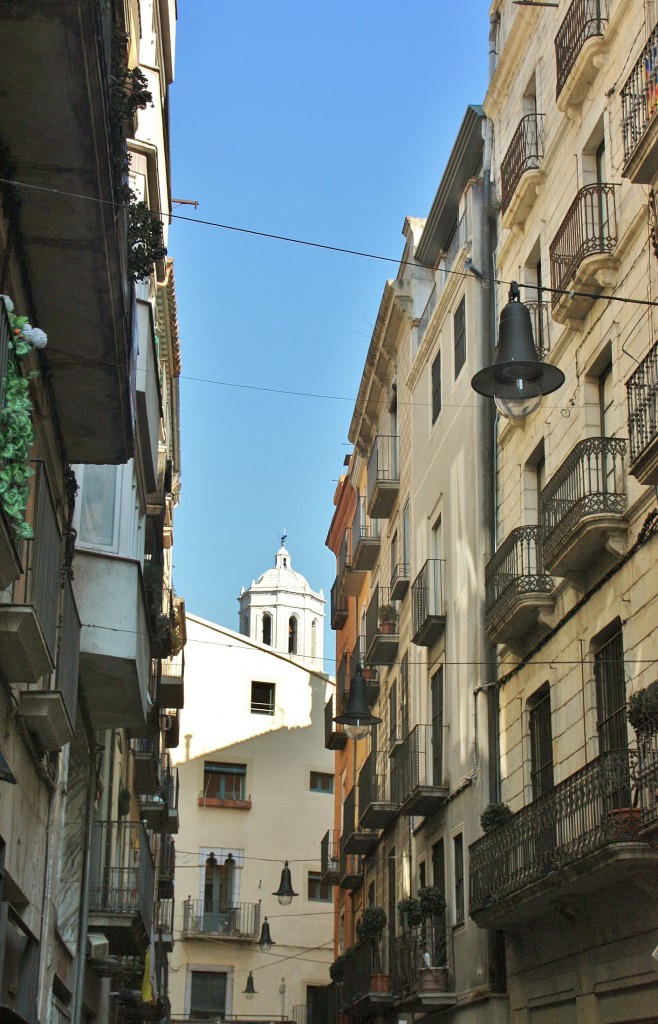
[262,612,272,646]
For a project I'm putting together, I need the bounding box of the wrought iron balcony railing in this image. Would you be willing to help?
[626,339,658,473]
[324,694,346,750]
[182,898,261,938]
[418,283,437,346]
[352,495,380,570]
[342,931,391,1006]
[411,559,445,646]
[367,436,399,519]
[524,299,551,361]
[555,0,608,98]
[391,920,451,997]
[366,585,398,665]
[442,209,468,280]
[540,436,627,563]
[0,301,11,421]
[321,829,341,883]
[621,19,658,168]
[485,526,553,630]
[501,113,545,214]
[391,723,446,815]
[635,712,658,831]
[155,897,174,936]
[330,576,348,630]
[469,749,646,918]
[89,820,155,938]
[549,183,617,303]
[358,749,397,828]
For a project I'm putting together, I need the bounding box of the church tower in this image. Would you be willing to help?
[237,535,325,671]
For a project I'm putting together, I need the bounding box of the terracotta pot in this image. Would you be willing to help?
[379,621,396,635]
[369,973,391,994]
[608,806,642,837]
[418,966,448,992]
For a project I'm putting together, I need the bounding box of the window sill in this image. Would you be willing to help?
[198,797,252,810]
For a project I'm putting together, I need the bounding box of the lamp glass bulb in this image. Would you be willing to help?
[245,990,254,1000]
[344,720,370,740]
[277,893,293,906]
[494,378,543,419]
[260,938,272,951]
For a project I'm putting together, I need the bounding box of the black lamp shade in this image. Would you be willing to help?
[259,917,274,951]
[333,665,381,739]
[243,972,256,998]
[272,861,298,905]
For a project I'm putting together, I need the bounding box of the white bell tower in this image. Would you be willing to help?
[237,534,325,671]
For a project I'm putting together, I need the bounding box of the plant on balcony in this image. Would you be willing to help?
[0,297,48,541]
[418,885,447,920]
[480,802,513,832]
[127,199,167,282]
[627,680,658,732]
[397,896,423,930]
[378,603,397,634]
[329,950,351,983]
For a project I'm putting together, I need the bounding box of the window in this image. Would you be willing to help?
[529,686,554,799]
[453,834,464,925]
[1,908,39,1023]
[190,970,227,1020]
[431,668,444,785]
[307,871,332,902]
[202,762,246,802]
[454,297,466,378]
[288,615,298,654]
[251,681,275,715]
[262,612,272,646]
[78,464,118,547]
[400,653,409,740]
[594,625,627,755]
[309,770,333,793]
[389,678,398,745]
[431,349,442,423]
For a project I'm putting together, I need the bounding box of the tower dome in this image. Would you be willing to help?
[237,535,325,671]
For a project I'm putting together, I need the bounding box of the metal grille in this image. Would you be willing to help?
[453,834,464,925]
[621,19,658,165]
[524,300,551,361]
[500,113,545,213]
[529,688,554,799]
[549,183,618,302]
[485,525,553,627]
[0,301,10,414]
[27,463,62,661]
[626,339,658,465]
[411,559,445,635]
[367,435,399,490]
[418,283,437,346]
[89,820,155,937]
[555,0,608,98]
[595,629,628,755]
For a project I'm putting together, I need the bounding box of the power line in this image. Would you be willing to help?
[2,175,658,308]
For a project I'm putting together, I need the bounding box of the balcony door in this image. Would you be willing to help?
[529,687,554,799]
[594,626,630,809]
[204,853,235,933]
[430,668,444,786]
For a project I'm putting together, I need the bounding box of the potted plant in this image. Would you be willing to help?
[397,896,422,931]
[377,603,397,635]
[329,951,349,983]
[627,680,658,733]
[356,907,390,993]
[480,802,513,833]
[418,885,447,921]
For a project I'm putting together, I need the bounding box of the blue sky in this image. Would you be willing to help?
[169,1,491,669]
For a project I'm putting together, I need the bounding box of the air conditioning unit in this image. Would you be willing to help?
[87,933,109,959]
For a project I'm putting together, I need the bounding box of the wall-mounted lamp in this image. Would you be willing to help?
[471,281,565,418]
[272,861,298,906]
[333,665,382,739]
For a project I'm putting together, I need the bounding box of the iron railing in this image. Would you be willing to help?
[411,559,445,636]
[324,694,346,746]
[338,527,352,577]
[391,919,450,997]
[367,436,399,495]
[158,835,176,889]
[541,436,627,561]
[391,724,441,804]
[337,649,350,710]
[330,577,348,629]
[352,495,380,551]
[183,898,261,937]
[525,299,551,360]
[16,462,62,663]
[342,931,390,1004]
[635,714,658,830]
[342,786,357,836]
[418,283,437,346]
[555,0,608,98]
[155,897,174,935]
[89,821,155,937]
[366,585,397,650]
[485,526,553,629]
[56,576,81,729]
[626,339,658,465]
[549,183,617,302]
[442,210,468,279]
[501,113,545,213]
[358,749,393,812]
[162,754,179,812]
[621,19,658,165]
[469,749,644,915]
[321,829,341,878]
[161,649,184,679]
[0,300,10,414]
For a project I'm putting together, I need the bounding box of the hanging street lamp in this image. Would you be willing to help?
[333,664,382,740]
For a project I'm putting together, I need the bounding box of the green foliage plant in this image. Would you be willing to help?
[356,906,387,943]
[397,897,422,928]
[627,680,658,731]
[480,802,513,833]
[418,885,447,920]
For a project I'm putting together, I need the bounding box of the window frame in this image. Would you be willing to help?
[309,770,334,794]
[453,296,466,379]
[201,762,249,807]
[251,680,275,716]
[431,348,442,423]
[307,871,332,902]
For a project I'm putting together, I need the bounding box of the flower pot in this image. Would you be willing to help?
[608,806,642,837]
[379,621,396,635]
[369,973,391,994]
[418,966,448,992]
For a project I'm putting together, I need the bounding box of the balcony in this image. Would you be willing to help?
[182,898,261,939]
[0,314,22,592]
[626,340,658,485]
[541,437,628,577]
[342,931,393,1011]
[635,714,658,833]
[132,737,160,795]
[140,754,179,833]
[390,562,410,601]
[391,920,455,1008]
[154,898,174,952]
[74,550,151,731]
[367,436,399,519]
[320,829,341,885]
[136,299,163,492]
[160,649,185,709]
[158,835,176,899]
[391,724,447,817]
[525,299,552,361]
[622,22,658,183]
[351,637,379,704]
[485,527,554,648]
[500,113,545,229]
[164,707,180,749]
[0,463,61,685]
[366,587,398,666]
[88,821,154,955]
[469,750,657,929]
[342,787,378,856]
[550,183,618,323]
[358,750,398,829]
[330,577,348,630]
[555,0,609,111]
[324,694,347,751]
[339,845,364,890]
[352,497,381,570]
[0,3,135,464]
[339,527,365,598]
[411,560,445,647]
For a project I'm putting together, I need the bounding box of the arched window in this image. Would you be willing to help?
[288,616,298,654]
[242,614,249,637]
[262,612,272,646]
